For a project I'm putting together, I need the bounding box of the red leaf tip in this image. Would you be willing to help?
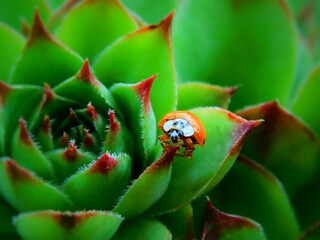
[5,160,33,182]
[60,132,69,148]
[159,11,174,37]
[90,152,118,175]
[42,83,54,106]
[83,129,94,147]
[77,59,99,85]
[0,81,12,105]
[27,10,55,46]
[150,145,180,171]
[19,118,33,145]
[133,74,157,114]
[42,115,51,134]
[86,102,98,121]
[200,197,259,239]
[63,140,78,161]
[108,109,120,135]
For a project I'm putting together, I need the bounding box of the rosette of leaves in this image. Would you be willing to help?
[0,1,262,240]
[1,0,320,239]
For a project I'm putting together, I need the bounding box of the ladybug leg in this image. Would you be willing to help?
[182,138,195,158]
[159,134,172,149]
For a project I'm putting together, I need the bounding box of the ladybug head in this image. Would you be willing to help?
[168,129,184,143]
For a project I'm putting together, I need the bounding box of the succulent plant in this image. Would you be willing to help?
[0,0,319,239]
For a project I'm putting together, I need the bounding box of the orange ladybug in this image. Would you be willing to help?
[158,111,206,157]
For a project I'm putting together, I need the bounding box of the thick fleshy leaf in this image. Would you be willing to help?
[291,65,320,136]
[0,82,43,155]
[159,204,195,239]
[178,82,237,110]
[9,12,83,87]
[46,141,96,183]
[0,159,73,212]
[173,0,297,109]
[14,210,123,240]
[94,13,176,121]
[0,0,51,30]
[110,75,157,171]
[11,118,54,180]
[54,0,138,60]
[0,23,25,81]
[113,146,178,219]
[111,218,171,240]
[121,0,175,23]
[53,60,116,116]
[199,197,266,240]
[101,109,133,156]
[237,101,319,196]
[210,155,300,239]
[148,107,261,215]
[63,152,131,210]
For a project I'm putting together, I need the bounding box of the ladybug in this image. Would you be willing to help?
[158,111,206,157]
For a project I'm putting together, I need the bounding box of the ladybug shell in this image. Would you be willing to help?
[158,111,206,145]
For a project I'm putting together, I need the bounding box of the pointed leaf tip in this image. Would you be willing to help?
[159,11,174,37]
[229,119,263,156]
[89,153,118,175]
[27,10,55,46]
[63,141,78,161]
[77,59,99,85]
[18,118,33,145]
[83,129,94,148]
[42,84,55,106]
[200,197,263,239]
[86,102,98,120]
[108,109,120,135]
[4,160,33,182]
[42,115,51,134]
[52,211,97,229]
[0,81,12,105]
[60,132,69,147]
[132,74,157,114]
[149,145,180,171]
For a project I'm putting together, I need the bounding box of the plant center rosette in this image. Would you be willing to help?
[0,7,262,240]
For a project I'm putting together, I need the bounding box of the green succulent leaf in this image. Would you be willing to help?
[14,210,123,240]
[11,118,54,180]
[121,0,175,23]
[0,82,43,155]
[94,13,176,121]
[53,60,116,116]
[0,0,51,30]
[0,23,25,81]
[159,204,195,239]
[9,12,83,87]
[0,159,74,212]
[111,218,171,240]
[237,101,319,196]
[63,152,131,210]
[210,155,300,239]
[148,107,261,215]
[178,82,237,110]
[101,109,134,156]
[113,146,178,219]
[110,75,157,170]
[291,65,320,137]
[173,0,297,109]
[199,197,266,240]
[46,141,96,183]
[54,0,138,60]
